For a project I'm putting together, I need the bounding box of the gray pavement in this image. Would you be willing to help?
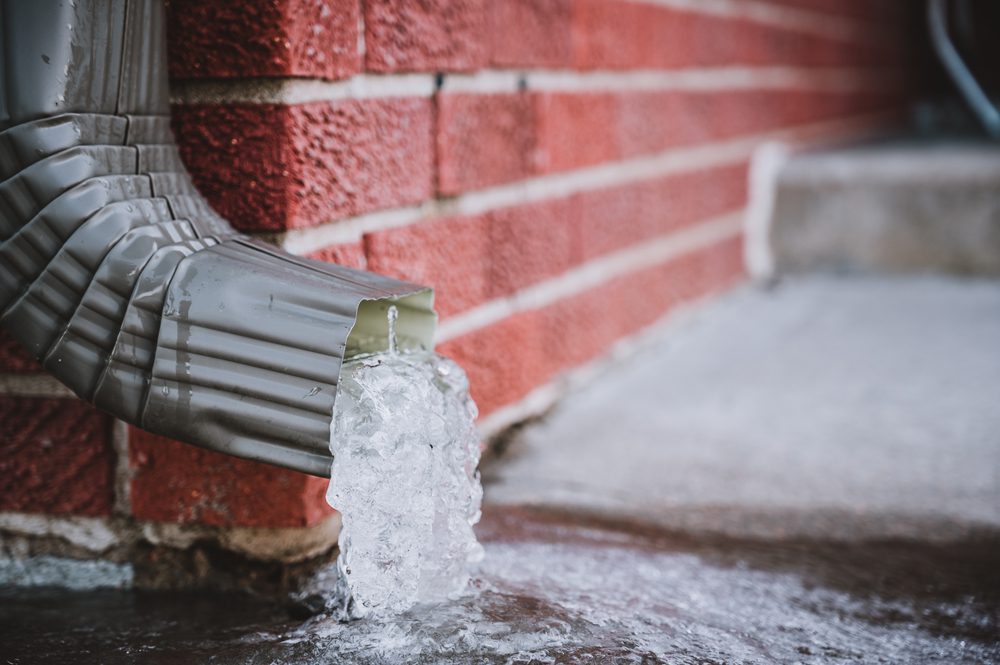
[484,275,1000,541]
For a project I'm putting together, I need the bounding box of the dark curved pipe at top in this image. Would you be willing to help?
[0,0,436,477]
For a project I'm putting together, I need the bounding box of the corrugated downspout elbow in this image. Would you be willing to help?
[0,0,436,477]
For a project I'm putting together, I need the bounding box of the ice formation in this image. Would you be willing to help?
[325,308,484,618]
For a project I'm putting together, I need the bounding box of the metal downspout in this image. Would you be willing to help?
[927,0,1000,138]
[0,0,436,477]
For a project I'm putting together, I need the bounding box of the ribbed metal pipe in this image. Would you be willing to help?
[0,0,436,477]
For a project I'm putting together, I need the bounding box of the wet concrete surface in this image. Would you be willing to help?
[1,507,998,664]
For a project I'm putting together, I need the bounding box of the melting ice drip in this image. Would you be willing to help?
[325,306,484,618]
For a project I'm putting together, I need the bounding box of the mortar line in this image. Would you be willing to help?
[110,419,132,517]
[441,67,899,95]
[0,374,74,397]
[170,66,900,105]
[630,0,872,40]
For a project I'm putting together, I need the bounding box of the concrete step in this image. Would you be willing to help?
[765,142,1000,276]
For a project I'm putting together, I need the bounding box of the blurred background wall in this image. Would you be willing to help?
[0,0,923,580]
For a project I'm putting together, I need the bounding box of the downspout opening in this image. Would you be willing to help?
[347,292,437,358]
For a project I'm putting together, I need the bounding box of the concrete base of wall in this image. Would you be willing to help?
[0,512,340,595]
[764,141,1000,276]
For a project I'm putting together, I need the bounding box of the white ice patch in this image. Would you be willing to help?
[326,346,483,618]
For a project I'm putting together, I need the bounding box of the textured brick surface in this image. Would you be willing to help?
[490,0,574,68]
[540,89,894,172]
[440,237,744,417]
[0,397,114,516]
[436,93,539,195]
[365,0,488,72]
[366,164,747,318]
[441,309,550,417]
[365,214,492,318]
[365,198,580,317]
[360,0,896,72]
[436,89,894,194]
[576,163,749,261]
[173,99,433,232]
[0,329,40,373]
[308,243,368,270]
[167,0,360,80]
[129,430,333,528]
[487,197,580,299]
[570,1,891,70]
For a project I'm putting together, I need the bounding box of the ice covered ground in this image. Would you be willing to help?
[2,506,997,663]
[2,276,998,663]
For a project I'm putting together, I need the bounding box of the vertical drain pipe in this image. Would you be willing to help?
[927,0,1000,138]
[0,0,436,477]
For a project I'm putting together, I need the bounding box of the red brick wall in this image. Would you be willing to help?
[0,0,911,532]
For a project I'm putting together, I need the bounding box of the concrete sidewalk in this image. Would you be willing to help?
[484,275,1000,541]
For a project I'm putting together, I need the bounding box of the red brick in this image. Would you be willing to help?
[436,93,539,194]
[489,0,574,68]
[548,236,745,368]
[0,329,41,373]
[533,90,693,173]
[487,197,581,298]
[440,310,552,416]
[173,98,433,232]
[440,236,744,418]
[572,0,693,70]
[365,214,492,318]
[364,198,579,318]
[534,89,898,175]
[577,162,749,261]
[367,165,746,319]
[0,397,115,516]
[364,0,488,72]
[570,0,889,70]
[488,0,888,71]
[166,0,360,80]
[129,429,333,528]
[308,242,368,270]
[533,92,619,174]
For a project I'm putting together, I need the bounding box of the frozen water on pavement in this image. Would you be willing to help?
[272,509,1000,664]
[2,507,997,664]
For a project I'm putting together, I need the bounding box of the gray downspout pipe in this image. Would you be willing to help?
[927,0,1000,138]
[0,0,436,477]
